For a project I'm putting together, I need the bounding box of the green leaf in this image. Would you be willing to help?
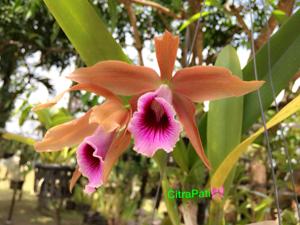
[207,45,243,225]
[171,0,182,11]
[19,105,32,126]
[204,0,222,7]
[272,9,288,24]
[211,93,300,188]
[108,0,119,31]
[162,178,181,225]
[243,9,300,132]
[153,150,168,175]
[35,108,52,129]
[179,11,210,32]
[43,0,129,66]
[2,132,36,146]
[172,138,189,172]
[208,45,243,172]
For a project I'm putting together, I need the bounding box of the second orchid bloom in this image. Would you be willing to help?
[34,31,264,193]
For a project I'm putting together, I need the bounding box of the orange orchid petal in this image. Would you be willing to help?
[67,61,161,96]
[172,66,264,102]
[34,110,97,152]
[102,130,131,183]
[32,83,120,111]
[69,167,81,192]
[172,92,211,170]
[89,101,129,132]
[155,31,179,81]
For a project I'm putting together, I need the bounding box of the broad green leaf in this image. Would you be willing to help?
[43,0,129,66]
[243,9,300,132]
[178,12,210,32]
[208,45,243,172]
[207,45,243,225]
[211,93,300,188]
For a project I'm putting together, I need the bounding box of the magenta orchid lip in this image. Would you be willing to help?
[76,128,114,194]
[128,85,182,157]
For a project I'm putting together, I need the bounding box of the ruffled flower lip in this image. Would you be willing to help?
[76,128,114,194]
[128,86,182,157]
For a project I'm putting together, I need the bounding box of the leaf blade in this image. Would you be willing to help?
[43,0,129,66]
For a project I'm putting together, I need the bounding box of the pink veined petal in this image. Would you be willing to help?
[67,60,161,96]
[128,86,182,157]
[76,128,114,194]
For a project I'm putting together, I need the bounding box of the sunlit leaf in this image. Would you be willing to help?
[211,93,300,188]
[2,132,36,146]
[243,10,300,131]
[43,0,129,66]
[178,11,210,32]
[208,45,243,173]
[272,9,288,24]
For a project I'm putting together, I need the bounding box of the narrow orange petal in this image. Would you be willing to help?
[155,31,179,81]
[172,92,211,170]
[89,101,129,132]
[69,167,81,192]
[32,83,120,111]
[67,61,161,96]
[172,66,264,102]
[34,110,97,152]
[102,130,131,182]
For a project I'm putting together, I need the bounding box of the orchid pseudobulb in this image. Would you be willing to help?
[34,31,264,193]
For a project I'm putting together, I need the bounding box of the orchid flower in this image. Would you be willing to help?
[33,83,131,193]
[65,31,264,169]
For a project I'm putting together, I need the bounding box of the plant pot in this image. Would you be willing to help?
[76,203,91,213]
[34,163,75,199]
[65,200,77,210]
[9,180,24,190]
[83,211,108,225]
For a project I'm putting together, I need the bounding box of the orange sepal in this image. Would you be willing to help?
[172,92,211,170]
[154,31,179,81]
[89,101,129,132]
[102,130,131,183]
[34,110,97,152]
[172,66,264,102]
[69,167,81,192]
[67,61,161,96]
